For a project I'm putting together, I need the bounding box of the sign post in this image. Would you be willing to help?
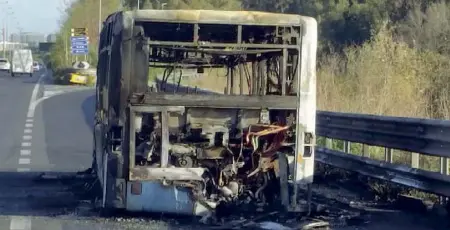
[70,28,89,61]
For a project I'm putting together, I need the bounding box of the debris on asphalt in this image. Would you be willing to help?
[296,220,330,230]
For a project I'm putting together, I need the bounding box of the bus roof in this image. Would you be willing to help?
[128,9,314,26]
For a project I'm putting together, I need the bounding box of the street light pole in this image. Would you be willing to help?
[2,22,5,58]
[98,0,102,34]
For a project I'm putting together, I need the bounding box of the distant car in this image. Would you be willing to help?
[0,58,11,73]
[32,62,40,72]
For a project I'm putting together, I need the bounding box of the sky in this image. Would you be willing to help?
[2,0,67,35]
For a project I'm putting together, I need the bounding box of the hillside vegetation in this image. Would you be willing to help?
[51,1,450,186]
[51,0,450,120]
[49,0,122,70]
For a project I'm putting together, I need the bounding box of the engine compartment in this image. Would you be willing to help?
[131,106,298,215]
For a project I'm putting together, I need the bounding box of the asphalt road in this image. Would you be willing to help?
[0,71,186,230]
[0,70,447,230]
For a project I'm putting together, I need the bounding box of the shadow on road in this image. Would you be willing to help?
[0,171,86,214]
[81,93,95,133]
[0,171,197,230]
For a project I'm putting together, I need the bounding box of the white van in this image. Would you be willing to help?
[0,58,11,73]
[11,49,33,77]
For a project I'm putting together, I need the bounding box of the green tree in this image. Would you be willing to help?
[49,0,121,70]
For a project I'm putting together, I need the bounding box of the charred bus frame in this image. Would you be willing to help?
[94,10,317,217]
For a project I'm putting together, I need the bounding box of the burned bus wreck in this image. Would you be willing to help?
[94,10,317,218]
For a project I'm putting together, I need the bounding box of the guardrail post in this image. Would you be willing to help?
[362,144,369,158]
[411,153,420,168]
[325,138,332,149]
[384,148,393,163]
[440,157,448,175]
[439,157,449,205]
[344,141,351,153]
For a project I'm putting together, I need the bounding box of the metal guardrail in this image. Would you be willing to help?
[316,111,450,157]
[315,148,450,196]
[154,80,450,196]
[316,111,450,196]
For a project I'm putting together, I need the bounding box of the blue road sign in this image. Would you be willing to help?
[70,35,89,55]
[70,36,89,42]
[71,45,88,50]
[71,49,89,55]
[71,40,88,46]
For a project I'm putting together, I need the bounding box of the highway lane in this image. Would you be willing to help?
[0,71,188,230]
[37,89,94,172]
[0,72,36,171]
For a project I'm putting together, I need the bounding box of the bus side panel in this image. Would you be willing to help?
[294,17,318,186]
[125,181,212,216]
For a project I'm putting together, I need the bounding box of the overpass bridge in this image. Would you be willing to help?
[0,41,29,51]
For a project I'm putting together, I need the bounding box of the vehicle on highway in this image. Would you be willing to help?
[67,61,96,85]
[91,10,317,218]
[0,58,11,73]
[11,49,33,77]
[32,61,40,72]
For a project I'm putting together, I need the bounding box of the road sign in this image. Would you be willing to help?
[70,36,89,42]
[71,27,88,36]
[70,28,89,55]
[71,40,88,46]
[71,45,88,50]
[70,49,89,55]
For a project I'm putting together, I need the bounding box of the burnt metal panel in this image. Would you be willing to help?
[132,9,310,26]
[147,40,299,49]
[125,181,213,216]
[129,167,205,181]
[129,93,298,110]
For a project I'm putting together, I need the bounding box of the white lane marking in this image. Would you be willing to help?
[16,73,46,187]
[26,73,45,118]
[43,90,64,98]
[10,216,31,230]
[16,168,30,172]
[19,158,30,165]
[20,150,31,156]
[31,84,92,110]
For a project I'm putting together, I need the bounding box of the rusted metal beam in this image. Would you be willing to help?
[150,47,283,55]
[149,64,224,69]
[129,93,298,109]
[147,40,299,49]
[129,167,205,181]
